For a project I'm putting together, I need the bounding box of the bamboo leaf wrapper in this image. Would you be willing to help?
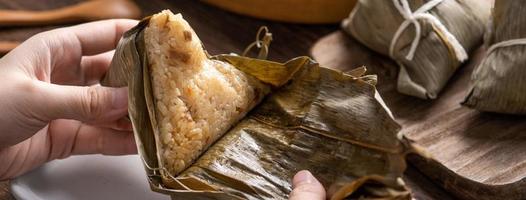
[101,10,414,200]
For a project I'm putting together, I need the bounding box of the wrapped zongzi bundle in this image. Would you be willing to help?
[342,0,491,99]
[463,0,526,114]
[102,10,415,200]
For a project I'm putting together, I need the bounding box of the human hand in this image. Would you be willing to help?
[290,170,326,200]
[0,19,138,180]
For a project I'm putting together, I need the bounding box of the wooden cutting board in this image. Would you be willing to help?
[311,31,526,200]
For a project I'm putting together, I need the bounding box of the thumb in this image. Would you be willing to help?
[36,81,128,123]
[289,170,326,200]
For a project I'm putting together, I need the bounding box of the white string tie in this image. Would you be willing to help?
[389,0,468,62]
[486,38,526,55]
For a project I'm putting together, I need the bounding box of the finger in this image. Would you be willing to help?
[10,19,137,82]
[47,119,136,158]
[46,19,138,56]
[80,51,114,85]
[72,123,136,155]
[89,117,133,131]
[34,81,128,124]
[289,170,326,200]
[51,51,115,86]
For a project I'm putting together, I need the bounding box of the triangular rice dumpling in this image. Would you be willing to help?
[144,10,271,175]
[463,0,526,114]
[101,10,414,200]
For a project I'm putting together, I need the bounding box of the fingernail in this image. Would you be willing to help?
[112,87,128,109]
[293,170,313,187]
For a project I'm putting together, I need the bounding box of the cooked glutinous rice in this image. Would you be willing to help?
[144,10,268,175]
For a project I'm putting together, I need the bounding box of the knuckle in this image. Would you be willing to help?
[30,31,57,48]
[30,31,50,42]
[16,80,38,94]
[82,86,106,121]
[15,80,38,108]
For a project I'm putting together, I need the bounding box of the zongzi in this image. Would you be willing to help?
[342,0,491,99]
[144,10,270,175]
[463,0,526,114]
[101,10,414,200]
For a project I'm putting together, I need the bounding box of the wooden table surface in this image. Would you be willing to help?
[0,0,455,199]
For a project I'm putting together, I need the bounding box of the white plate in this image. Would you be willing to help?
[10,155,169,200]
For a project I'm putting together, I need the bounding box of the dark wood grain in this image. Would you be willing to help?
[0,1,454,200]
[312,31,526,200]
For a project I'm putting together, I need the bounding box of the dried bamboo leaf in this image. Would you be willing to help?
[101,10,412,200]
[212,55,303,87]
[463,0,526,114]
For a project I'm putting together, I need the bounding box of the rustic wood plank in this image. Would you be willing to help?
[312,30,526,200]
[0,0,455,199]
[403,163,455,200]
